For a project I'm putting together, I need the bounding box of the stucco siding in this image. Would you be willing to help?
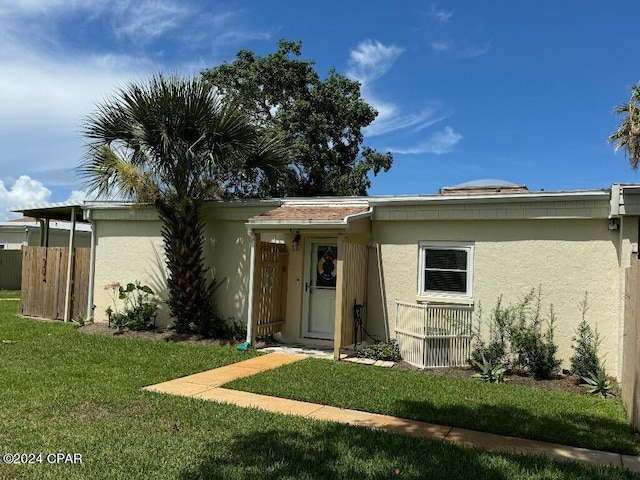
[93,219,168,324]
[92,205,275,328]
[368,218,623,375]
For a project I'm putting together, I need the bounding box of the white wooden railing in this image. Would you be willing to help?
[395,300,473,368]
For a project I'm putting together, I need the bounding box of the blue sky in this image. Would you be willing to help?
[0,1,639,219]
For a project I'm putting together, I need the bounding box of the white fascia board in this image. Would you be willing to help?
[246,220,349,230]
[367,189,611,207]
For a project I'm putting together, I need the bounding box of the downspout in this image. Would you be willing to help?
[374,241,390,341]
[63,207,77,322]
[245,228,256,344]
[85,208,96,320]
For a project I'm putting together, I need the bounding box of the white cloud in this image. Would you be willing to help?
[66,190,88,203]
[347,40,403,84]
[112,0,193,42]
[430,40,491,59]
[0,176,52,220]
[364,104,450,137]
[428,5,454,24]
[388,127,462,154]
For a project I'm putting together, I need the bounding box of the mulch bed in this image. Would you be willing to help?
[394,360,590,395]
[78,322,238,346]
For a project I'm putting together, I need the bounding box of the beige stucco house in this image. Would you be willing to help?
[14,182,640,385]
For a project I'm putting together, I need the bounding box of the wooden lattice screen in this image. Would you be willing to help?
[252,242,288,338]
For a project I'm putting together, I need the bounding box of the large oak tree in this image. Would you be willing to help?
[202,40,393,197]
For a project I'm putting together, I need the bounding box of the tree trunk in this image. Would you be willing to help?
[156,197,219,335]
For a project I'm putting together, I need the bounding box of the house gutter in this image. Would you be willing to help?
[84,208,96,320]
[343,206,373,223]
[245,228,256,345]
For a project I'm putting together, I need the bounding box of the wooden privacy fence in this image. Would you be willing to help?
[623,254,640,432]
[395,300,473,368]
[0,250,22,290]
[252,242,288,338]
[21,246,90,320]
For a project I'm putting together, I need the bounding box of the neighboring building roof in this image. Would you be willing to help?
[0,216,91,232]
[8,201,85,222]
[440,178,529,195]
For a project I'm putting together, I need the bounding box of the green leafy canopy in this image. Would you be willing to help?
[202,39,393,197]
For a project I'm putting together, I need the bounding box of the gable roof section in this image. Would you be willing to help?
[248,205,371,229]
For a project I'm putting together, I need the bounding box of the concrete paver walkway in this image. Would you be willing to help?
[144,353,640,473]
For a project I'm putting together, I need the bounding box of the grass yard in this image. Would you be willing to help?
[0,290,21,299]
[224,358,640,456]
[1,301,639,479]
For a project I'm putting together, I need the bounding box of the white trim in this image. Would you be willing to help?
[418,241,474,300]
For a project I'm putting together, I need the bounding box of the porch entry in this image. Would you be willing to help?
[303,240,338,340]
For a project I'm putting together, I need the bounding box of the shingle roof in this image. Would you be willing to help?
[251,205,369,223]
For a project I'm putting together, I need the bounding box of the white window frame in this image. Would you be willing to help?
[418,241,474,299]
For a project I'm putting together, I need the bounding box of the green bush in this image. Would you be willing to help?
[105,281,158,331]
[469,288,561,379]
[357,340,401,362]
[570,293,601,379]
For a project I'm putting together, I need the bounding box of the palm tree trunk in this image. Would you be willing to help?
[156,197,218,334]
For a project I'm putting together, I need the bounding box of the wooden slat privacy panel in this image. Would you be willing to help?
[20,246,90,320]
[0,250,22,290]
[338,240,368,348]
[253,242,288,338]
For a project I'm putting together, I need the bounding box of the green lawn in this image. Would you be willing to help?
[224,358,640,456]
[0,290,20,299]
[1,301,638,479]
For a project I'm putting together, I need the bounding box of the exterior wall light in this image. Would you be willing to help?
[291,232,301,251]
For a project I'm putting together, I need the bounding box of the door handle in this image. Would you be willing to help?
[305,281,312,293]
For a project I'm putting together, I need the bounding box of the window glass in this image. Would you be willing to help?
[316,245,337,288]
[421,245,472,296]
[425,249,467,270]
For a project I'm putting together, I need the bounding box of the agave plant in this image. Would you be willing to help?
[472,355,507,383]
[581,366,616,398]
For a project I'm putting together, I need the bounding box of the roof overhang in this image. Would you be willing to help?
[247,204,372,230]
[10,201,85,222]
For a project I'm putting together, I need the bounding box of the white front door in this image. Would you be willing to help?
[303,240,338,340]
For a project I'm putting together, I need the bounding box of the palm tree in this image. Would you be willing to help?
[609,82,640,170]
[80,74,284,335]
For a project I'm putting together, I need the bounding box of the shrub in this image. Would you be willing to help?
[104,281,158,331]
[570,293,601,379]
[358,340,401,362]
[468,299,508,368]
[469,288,561,379]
